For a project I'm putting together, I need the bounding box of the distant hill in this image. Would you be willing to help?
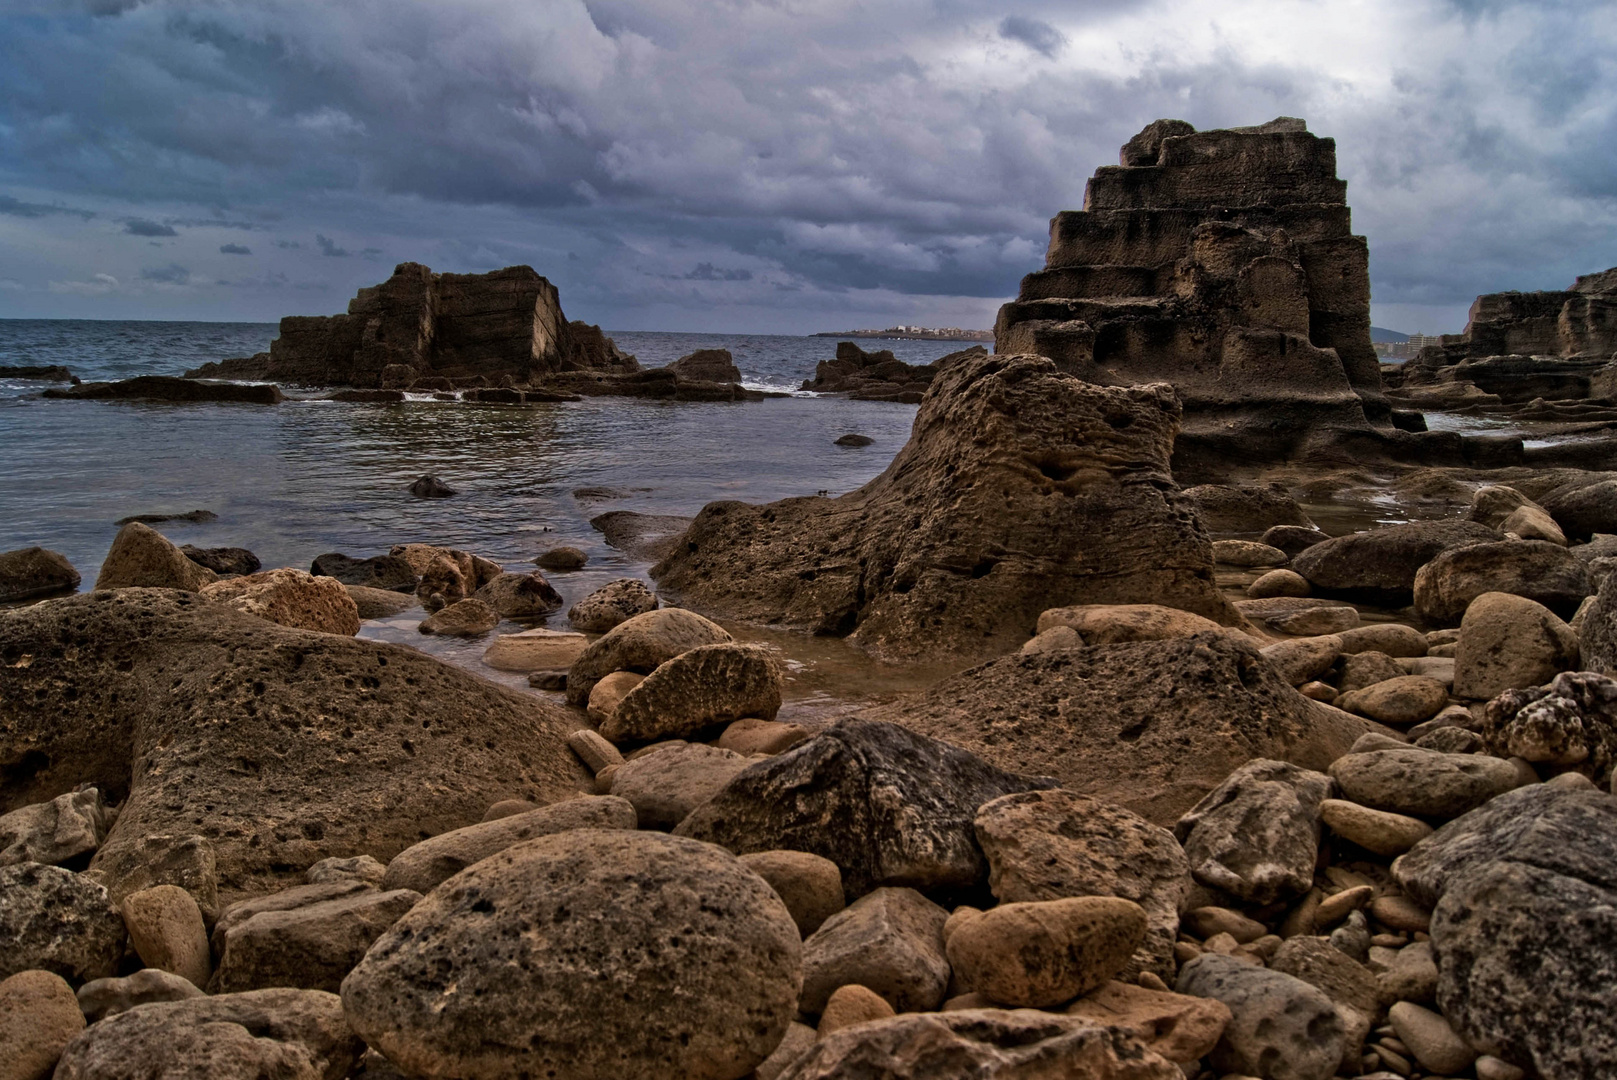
[1370,326,1408,343]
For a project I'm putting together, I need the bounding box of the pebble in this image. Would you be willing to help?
[1299,681,1337,701]
[1389,1001,1478,1075]
[1369,894,1431,934]
[1313,884,1373,929]
[1475,1054,1527,1080]
[567,728,623,773]
[1320,799,1433,856]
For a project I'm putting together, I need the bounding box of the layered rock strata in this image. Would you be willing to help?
[653,353,1237,664]
[995,117,1393,460]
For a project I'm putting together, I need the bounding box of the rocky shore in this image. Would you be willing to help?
[4,117,1617,1080]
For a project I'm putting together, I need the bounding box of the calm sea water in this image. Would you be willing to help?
[0,319,964,710]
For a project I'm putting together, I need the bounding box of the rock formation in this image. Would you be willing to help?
[186,263,639,388]
[652,353,1238,664]
[801,342,987,403]
[995,117,1395,461]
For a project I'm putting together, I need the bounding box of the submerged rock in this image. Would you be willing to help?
[178,545,261,577]
[44,376,283,404]
[309,552,418,593]
[655,355,1236,664]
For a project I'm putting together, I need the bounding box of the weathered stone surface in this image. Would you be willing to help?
[1291,521,1503,604]
[1338,622,1430,657]
[738,851,846,937]
[655,356,1236,664]
[216,888,420,994]
[1212,539,1289,566]
[1576,571,1617,676]
[1248,568,1312,598]
[1176,954,1347,1080]
[565,730,623,775]
[89,832,220,924]
[1035,603,1229,644]
[76,968,204,1023]
[756,1022,816,1080]
[1065,980,1231,1066]
[0,788,110,868]
[947,898,1147,1008]
[1378,939,1438,1004]
[176,545,259,576]
[611,743,756,830]
[1482,670,1617,778]
[1502,503,1567,544]
[209,881,374,956]
[800,887,949,1014]
[1336,650,1406,693]
[0,546,80,603]
[1262,525,1332,557]
[0,863,125,983]
[1454,592,1580,700]
[1329,748,1519,819]
[341,829,800,1080]
[1390,1001,1477,1075]
[565,607,733,706]
[309,552,418,592]
[0,590,589,897]
[975,789,1190,981]
[343,584,416,619]
[817,984,895,1036]
[418,596,499,636]
[1319,799,1432,856]
[1269,935,1378,1068]
[381,796,637,894]
[94,522,218,591]
[1260,634,1342,685]
[1270,605,1359,636]
[1335,674,1449,725]
[473,571,564,618]
[1183,483,1314,533]
[1175,759,1331,905]
[483,628,588,672]
[586,670,643,726]
[668,347,742,383]
[53,988,360,1080]
[534,546,587,571]
[200,569,361,636]
[1413,539,1590,625]
[567,577,657,633]
[0,969,84,1080]
[601,643,784,742]
[716,717,811,755]
[674,719,1054,897]
[305,855,385,887]
[121,885,210,989]
[1541,478,1617,542]
[861,633,1376,826]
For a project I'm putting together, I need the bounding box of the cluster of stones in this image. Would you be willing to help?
[799,341,987,403]
[993,117,1402,462]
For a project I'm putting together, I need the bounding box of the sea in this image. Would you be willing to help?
[0,319,967,711]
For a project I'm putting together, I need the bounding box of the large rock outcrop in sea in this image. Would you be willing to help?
[185,262,639,388]
[651,353,1237,665]
[0,589,590,898]
[857,631,1382,826]
[994,117,1397,463]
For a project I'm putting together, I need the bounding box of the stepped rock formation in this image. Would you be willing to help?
[995,117,1391,460]
[187,263,638,387]
[652,353,1237,665]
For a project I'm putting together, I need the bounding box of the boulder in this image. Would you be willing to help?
[1268,605,1359,636]
[0,590,589,898]
[200,569,361,636]
[0,788,111,868]
[179,545,261,576]
[565,607,732,706]
[305,855,386,886]
[777,1008,1180,1080]
[209,881,375,956]
[414,553,472,610]
[342,584,416,618]
[975,790,1190,981]
[88,833,220,925]
[473,571,564,617]
[610,743,756,830]
[1211,539,1289,566]
[1338,622,1429,657]
[1290,520,1503,604]
[76,968,204,1023]
[1176,954,1347,1080]
[417,597,499,636]
[1182,483,1314,533]
[737,851,846,937]
[534,546,587,571]
[0,970,85,1080]
[799,887,949,1014]
[1269,936,1380,1067]
[673,719,1054,897]
[601,643,784,742]
[1502,504,1567,545]
[859,632,1378,826]
[309,552,418,592]
[586,671,643,726]
[1481,670,1617,777]
[1575,572,1617,675]
[653,356,1237,664]
[408,475,456,499]
[52,988,361,1080]
[1454,592,1580,700]
[1413,539,1590,624]
[667,348,742,383]
[341,829,801,1080]
[1174,759,1332,905]
[1064,980,1231,1066]
[1540,478,1617,541]
[590,510,693,561]
[1470,485,1535,529]
[946,898,1147,1008]
[482,628,588,672]
[1390,1001,1478,1076]
[1319,799,1432,856]
[1335,674,1449,725]
[1262,524,1331,557]
[1328,748,1519,819]
[45,376,283,404]
[0,863,125,983]
[215,888,420,994]
[717,717,812,755]
[1336,650,1407,693]
[1260,634,1343,685]
[380,796,637,894]
[1035,603,1229,644]
[94,522,218,591]
[120,885,210,988]
[1248,568,1311,598]
[567,577,658,633]
[0,546,79,603]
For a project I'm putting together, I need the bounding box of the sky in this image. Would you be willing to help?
[0,0,1613,335]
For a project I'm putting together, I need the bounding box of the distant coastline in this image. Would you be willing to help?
[813,328,994,342]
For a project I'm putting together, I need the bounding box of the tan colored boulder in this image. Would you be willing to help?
[568,578,658,633]
[210,881,375,957]
[0,863,126,984]
[817,984,894,1037]
[609,743,751,829]
[343,584,416,618]
[1260,634,1342,685]
[739,851,846,937]
[1413,540,1589,625]
[483,628,588,672]
[1335,675,1449,725]
[1502,504,1567,545]
[601,642,784,742]
[214,888,421,994]
[946,897,1147,1008]
[0,788,111,869]
[120,885,210,989]
[800,887,949,1015]
[566,607,733,706]
[75,969,204,1024]
[417,596,499,636]
[1454,591,1579,699]
[1036,602,1227,644]
[380,796,637,894]
[200,569,360,636]
[0,546,80,603]
[1212,540,1288,567]
[1337,622,1428,656]
[0,969,85,1080]
[1248,568,1311,598]
[1470,485,1535,529]
[1319,799,1432,856]
[94,523,216,591]
[1065,980,1231,1066]
[472,571,564,618]
[586,670,644,726]
[717,717,812,755]
[565,730,623,774]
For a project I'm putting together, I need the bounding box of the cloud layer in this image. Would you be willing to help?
[1,0,1612,332]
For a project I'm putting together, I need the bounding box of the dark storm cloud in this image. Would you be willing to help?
[139,262,189,283]
[0,194,95,220]
[220,243,251,254]
[1,0,1613,328]
[123,218,177,237]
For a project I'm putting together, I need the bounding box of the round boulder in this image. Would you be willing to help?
[341,829,802,1080]
[568,578,658,633]
[535,547,588,571]
[566,608,733,706]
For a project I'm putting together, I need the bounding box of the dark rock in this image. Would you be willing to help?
[1175,759,1331,905]
[1176,954,1347,1080]
[114,510,217,526]
[44,376,283,404]
[178,545,260,577]
[76,968,205,1023]
[0,364,76,382]
[1541,478,1617,542]
[528,669,567,691]
[473,571,564,618]
[1181,483,1313,534]
[666,348,741,383]
[834,433,874,447]
[309,552,418,593]
[408,474,456,499]
[0,546,80,602]
[343,584,416,619]
[0,589,590,897]
[655,355,1238,664]
[534,546,587,571]
[1412,539,1590,624]
[1290,520,1503,604]
[1261,524,1332,556]
[674,718,1056,898]
[590,510,693,561]
[0,862,126,983]
[859,632,1378,826]
[568,578,657,633]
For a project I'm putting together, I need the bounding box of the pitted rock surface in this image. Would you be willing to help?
[0,862,126,983]
[565,607,733,706]
[602,643,784,742]
[1175,759,1332,905]
[200,569,361,636]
